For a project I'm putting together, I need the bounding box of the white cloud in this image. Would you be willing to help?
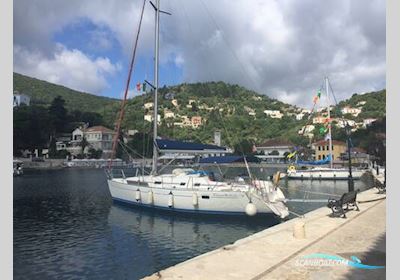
[13,0,386,106]
[14,44,121,94]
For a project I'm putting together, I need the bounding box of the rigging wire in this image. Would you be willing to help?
[198,0,260,91]
[109,0,147,168]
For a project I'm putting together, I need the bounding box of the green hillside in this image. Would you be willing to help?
[13,72,119,115]
[337,89,386,120]
[120,82,307,147]
[13,73,386,150]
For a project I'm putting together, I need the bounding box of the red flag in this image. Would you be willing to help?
[136,83,141,91]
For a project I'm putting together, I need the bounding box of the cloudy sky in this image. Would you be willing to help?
[14,0,385,107]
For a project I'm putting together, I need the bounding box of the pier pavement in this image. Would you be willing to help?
[143,188,386,280]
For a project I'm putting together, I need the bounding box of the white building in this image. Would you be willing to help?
[61,126,116,158]
[171,99,179,107]
[341,106,362,117]
[244,106,256,116]
[296,113,305,120]
[363,118,377,128]
[163,110,175,119]
[301,109,312,114]
[312,116,326,124]
[255,139,294,163]
[298,125,315,136]
[335,119,357,128]
[144,114,161,123]
[263,110,283,119]
[144,102,153,110]
[13,93,30,107]
[357,101,367,106]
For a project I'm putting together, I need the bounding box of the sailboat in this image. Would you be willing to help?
[106,0,289,218]
[286,77,365,180]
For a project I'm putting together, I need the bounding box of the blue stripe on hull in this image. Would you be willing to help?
[112,197,265,216]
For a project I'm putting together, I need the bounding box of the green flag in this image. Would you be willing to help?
[319,127,328,135]
[142,82,147,92]
[317,90,321,98]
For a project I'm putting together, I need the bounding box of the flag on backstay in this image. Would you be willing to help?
[136,82,147,92]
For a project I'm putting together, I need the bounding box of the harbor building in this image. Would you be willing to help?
[312,139,346,161]
[156,139,229,164]
[255,138,294,163]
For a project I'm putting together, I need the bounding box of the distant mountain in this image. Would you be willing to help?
[13,72,119,114]
[13,73,386,147]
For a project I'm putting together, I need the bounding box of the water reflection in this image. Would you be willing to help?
[106,203,280,278]
[14,168,373,280]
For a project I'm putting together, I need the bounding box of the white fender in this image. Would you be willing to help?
[192,193,198,206]
[245,202,257,216]
[147,190,153,204]
[168,192,174,207]
[135,189,141,201]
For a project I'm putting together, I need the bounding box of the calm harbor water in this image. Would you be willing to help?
[14,168,373,279]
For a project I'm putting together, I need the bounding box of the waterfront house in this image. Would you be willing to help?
[312,140,346,161]
[84,126,116,158]
[255,138,294,163]
[58,125,116,158]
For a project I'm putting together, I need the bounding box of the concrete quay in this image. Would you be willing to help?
[143,188,386,280]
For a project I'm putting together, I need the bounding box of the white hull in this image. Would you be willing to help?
[286,168,365,180]
[107,171,289,218]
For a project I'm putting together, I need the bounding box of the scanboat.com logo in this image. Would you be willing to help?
[296,253,385,270]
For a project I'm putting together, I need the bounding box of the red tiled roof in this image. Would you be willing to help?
[313,140,346,146]
[85,126,114,133]
[257,138,294,147]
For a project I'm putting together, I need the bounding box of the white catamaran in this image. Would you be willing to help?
[286,77,366,180]
[107,0,289,218]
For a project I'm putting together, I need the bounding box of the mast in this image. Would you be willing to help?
[151,0,160,175]
[326,76,333,168]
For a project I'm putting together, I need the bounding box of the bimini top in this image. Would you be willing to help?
[199,156,260,164]
[156,139,227,152]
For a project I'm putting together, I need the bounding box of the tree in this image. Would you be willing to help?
[13,105,51,155]
[127,132,154,158]
[79,136,89,156]
[88,147,103,159]
[233,139,254,155]
[48,96,68,135]
[48,136,57,158]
